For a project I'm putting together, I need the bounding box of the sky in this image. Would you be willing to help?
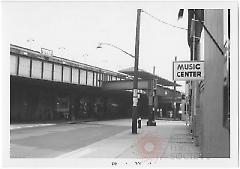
[2,1,190,92]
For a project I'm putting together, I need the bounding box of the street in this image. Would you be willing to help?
[10,120,129,158]
[10,119,201,158]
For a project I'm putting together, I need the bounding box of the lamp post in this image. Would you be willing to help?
[147,66,157,126]
[97,42,135,58]
[97,43,133,70]
[97,41,141,133]
[132,9,142,134]
[97,9,142,134]
[173,56,177,119]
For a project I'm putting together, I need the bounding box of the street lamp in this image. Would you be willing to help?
[173,56,177,119]
[97,42,135,58]
[97,9,142,134]
[132,9,141,134]
[96,41,140,133]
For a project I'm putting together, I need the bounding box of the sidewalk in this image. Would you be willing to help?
[56,119,201,158]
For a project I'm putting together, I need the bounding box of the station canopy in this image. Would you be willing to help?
[119,67,181,87]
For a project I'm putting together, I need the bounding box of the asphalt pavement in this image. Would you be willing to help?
[10,118,201,158]
[10,120,129,158]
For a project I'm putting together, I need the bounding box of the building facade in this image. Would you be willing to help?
[186,9,230,157]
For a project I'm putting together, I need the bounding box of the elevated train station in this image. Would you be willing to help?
[10,44,182,123]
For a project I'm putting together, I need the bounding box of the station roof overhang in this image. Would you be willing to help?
[102,67,183,103]
[118,67,181,87]
[101,79,182,98]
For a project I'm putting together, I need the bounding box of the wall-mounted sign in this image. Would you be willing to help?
[173,61,204,81]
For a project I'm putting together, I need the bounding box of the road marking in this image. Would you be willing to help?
[56,148,95,158]
[10,123,56,130]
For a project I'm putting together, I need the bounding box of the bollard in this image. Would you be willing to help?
[138,118,141,128]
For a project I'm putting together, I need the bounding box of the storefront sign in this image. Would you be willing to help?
[173,61,204,81]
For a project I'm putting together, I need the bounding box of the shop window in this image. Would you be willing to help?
[56,97,69,113]
[56,97,70,120]
[79,98,88,118]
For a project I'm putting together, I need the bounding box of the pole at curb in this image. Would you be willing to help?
[173,56,177,119]
[152,66,157,123]
[147,67,157,126]
[132,9,141,134]
[138,118,141,128]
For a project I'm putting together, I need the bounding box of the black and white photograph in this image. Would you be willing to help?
[1,0,239,168]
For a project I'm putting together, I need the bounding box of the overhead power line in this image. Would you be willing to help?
[142,10,188,31]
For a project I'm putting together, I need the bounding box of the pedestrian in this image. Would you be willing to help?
[178,110,182,120]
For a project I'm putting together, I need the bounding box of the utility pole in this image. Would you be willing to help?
[152,66,157,124]
[132,9,141,134]
[173,56,177,119]
[147,66,157,126]
[152,66,156,122]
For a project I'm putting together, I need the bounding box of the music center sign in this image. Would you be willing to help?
[173,61,204,81]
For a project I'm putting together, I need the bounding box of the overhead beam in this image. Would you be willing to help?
[102,80,182,97]
[102,80,149,90]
